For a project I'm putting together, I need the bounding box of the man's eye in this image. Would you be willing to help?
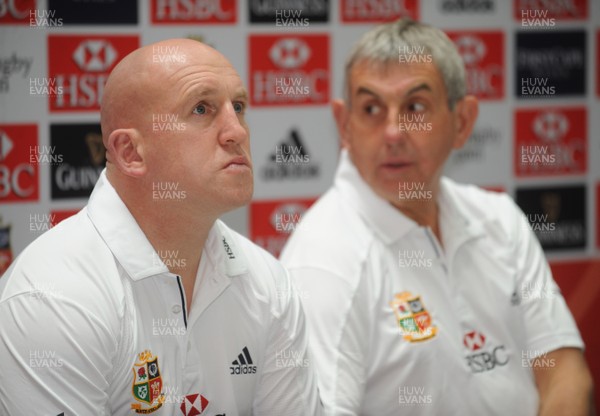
[193,104,207,115]
[233,102,245,113]
[365,104,381,115]
[409,102,426,112]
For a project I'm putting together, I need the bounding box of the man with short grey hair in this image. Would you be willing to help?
[281,18,593,415]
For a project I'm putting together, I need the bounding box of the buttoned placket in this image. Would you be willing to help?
[424,227,448,274]
[178,255,233,404]
[186,261,232,330]
[156,273,190,372]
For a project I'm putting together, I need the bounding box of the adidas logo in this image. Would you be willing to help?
[270,128,309,163]
[229,346,257,375]
[262,128,319,180]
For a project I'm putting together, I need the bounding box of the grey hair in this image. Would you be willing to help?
[344,18,466,110]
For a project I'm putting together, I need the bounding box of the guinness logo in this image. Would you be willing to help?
[85,132,106,167]
[540,192,561,223]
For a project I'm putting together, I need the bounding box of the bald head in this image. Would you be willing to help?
[100,39,235,148]
[98,37,251,216]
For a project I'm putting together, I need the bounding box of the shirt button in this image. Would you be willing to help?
[172,304,182,314]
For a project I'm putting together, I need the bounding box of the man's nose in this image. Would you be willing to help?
[218,103,248,146]
[383,109,407,145]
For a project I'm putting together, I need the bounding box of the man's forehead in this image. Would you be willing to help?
[350,60,443,96]
[145,38,220,59]
[179,67,244,89]
[143,39,236,77]
[172,68,246,103]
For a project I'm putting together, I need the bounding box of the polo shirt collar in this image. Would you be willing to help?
[87,170,248,281]
[210,220,249,278]
[334,150,419,245]
[438,177,486,248]
[334,150,484,245]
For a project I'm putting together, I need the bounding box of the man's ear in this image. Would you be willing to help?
[105,128,147,177]
[452,95,479,150]
[332,99,351,149]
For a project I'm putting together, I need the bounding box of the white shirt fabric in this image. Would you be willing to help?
[0,170,322,416]
[280,150,583,416]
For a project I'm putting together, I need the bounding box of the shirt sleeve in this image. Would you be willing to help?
[252,267,324,416]
[286,266,371,416]
[511,199,584,357]
[0,269,118,416]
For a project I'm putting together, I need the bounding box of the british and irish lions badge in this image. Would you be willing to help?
[390,292,437,342]
[131,350,165,414]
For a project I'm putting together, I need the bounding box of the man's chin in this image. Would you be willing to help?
[372,183,403,205]
[219,187,254,213]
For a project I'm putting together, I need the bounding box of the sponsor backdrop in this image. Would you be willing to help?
[1,0,599,405]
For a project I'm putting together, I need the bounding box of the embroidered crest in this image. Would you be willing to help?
[131,350,165,414]
[390,292,437,342]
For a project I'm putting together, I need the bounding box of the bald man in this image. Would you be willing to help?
[0,39,322,416]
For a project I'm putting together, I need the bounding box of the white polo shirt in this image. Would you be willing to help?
[280,150,583,416]
[0,170,322,416]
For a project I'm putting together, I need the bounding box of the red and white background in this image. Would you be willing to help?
[1,0,599,405]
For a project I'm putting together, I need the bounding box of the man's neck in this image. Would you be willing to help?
[140,201,216,312]
[113,178,217,311]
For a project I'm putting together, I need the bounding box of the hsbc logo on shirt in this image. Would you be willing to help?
[48,35,139,112]
[0,0,34,24]
[340,0,418,22]
[446,31,504,100]
[513,0,588,21]
[0,124,38,203]
[180,393,209,415]
[151,0,236,24]
[463,331,509,373]
[249,34,329,106]
[463,330,485,351]
[515,107,586,177]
